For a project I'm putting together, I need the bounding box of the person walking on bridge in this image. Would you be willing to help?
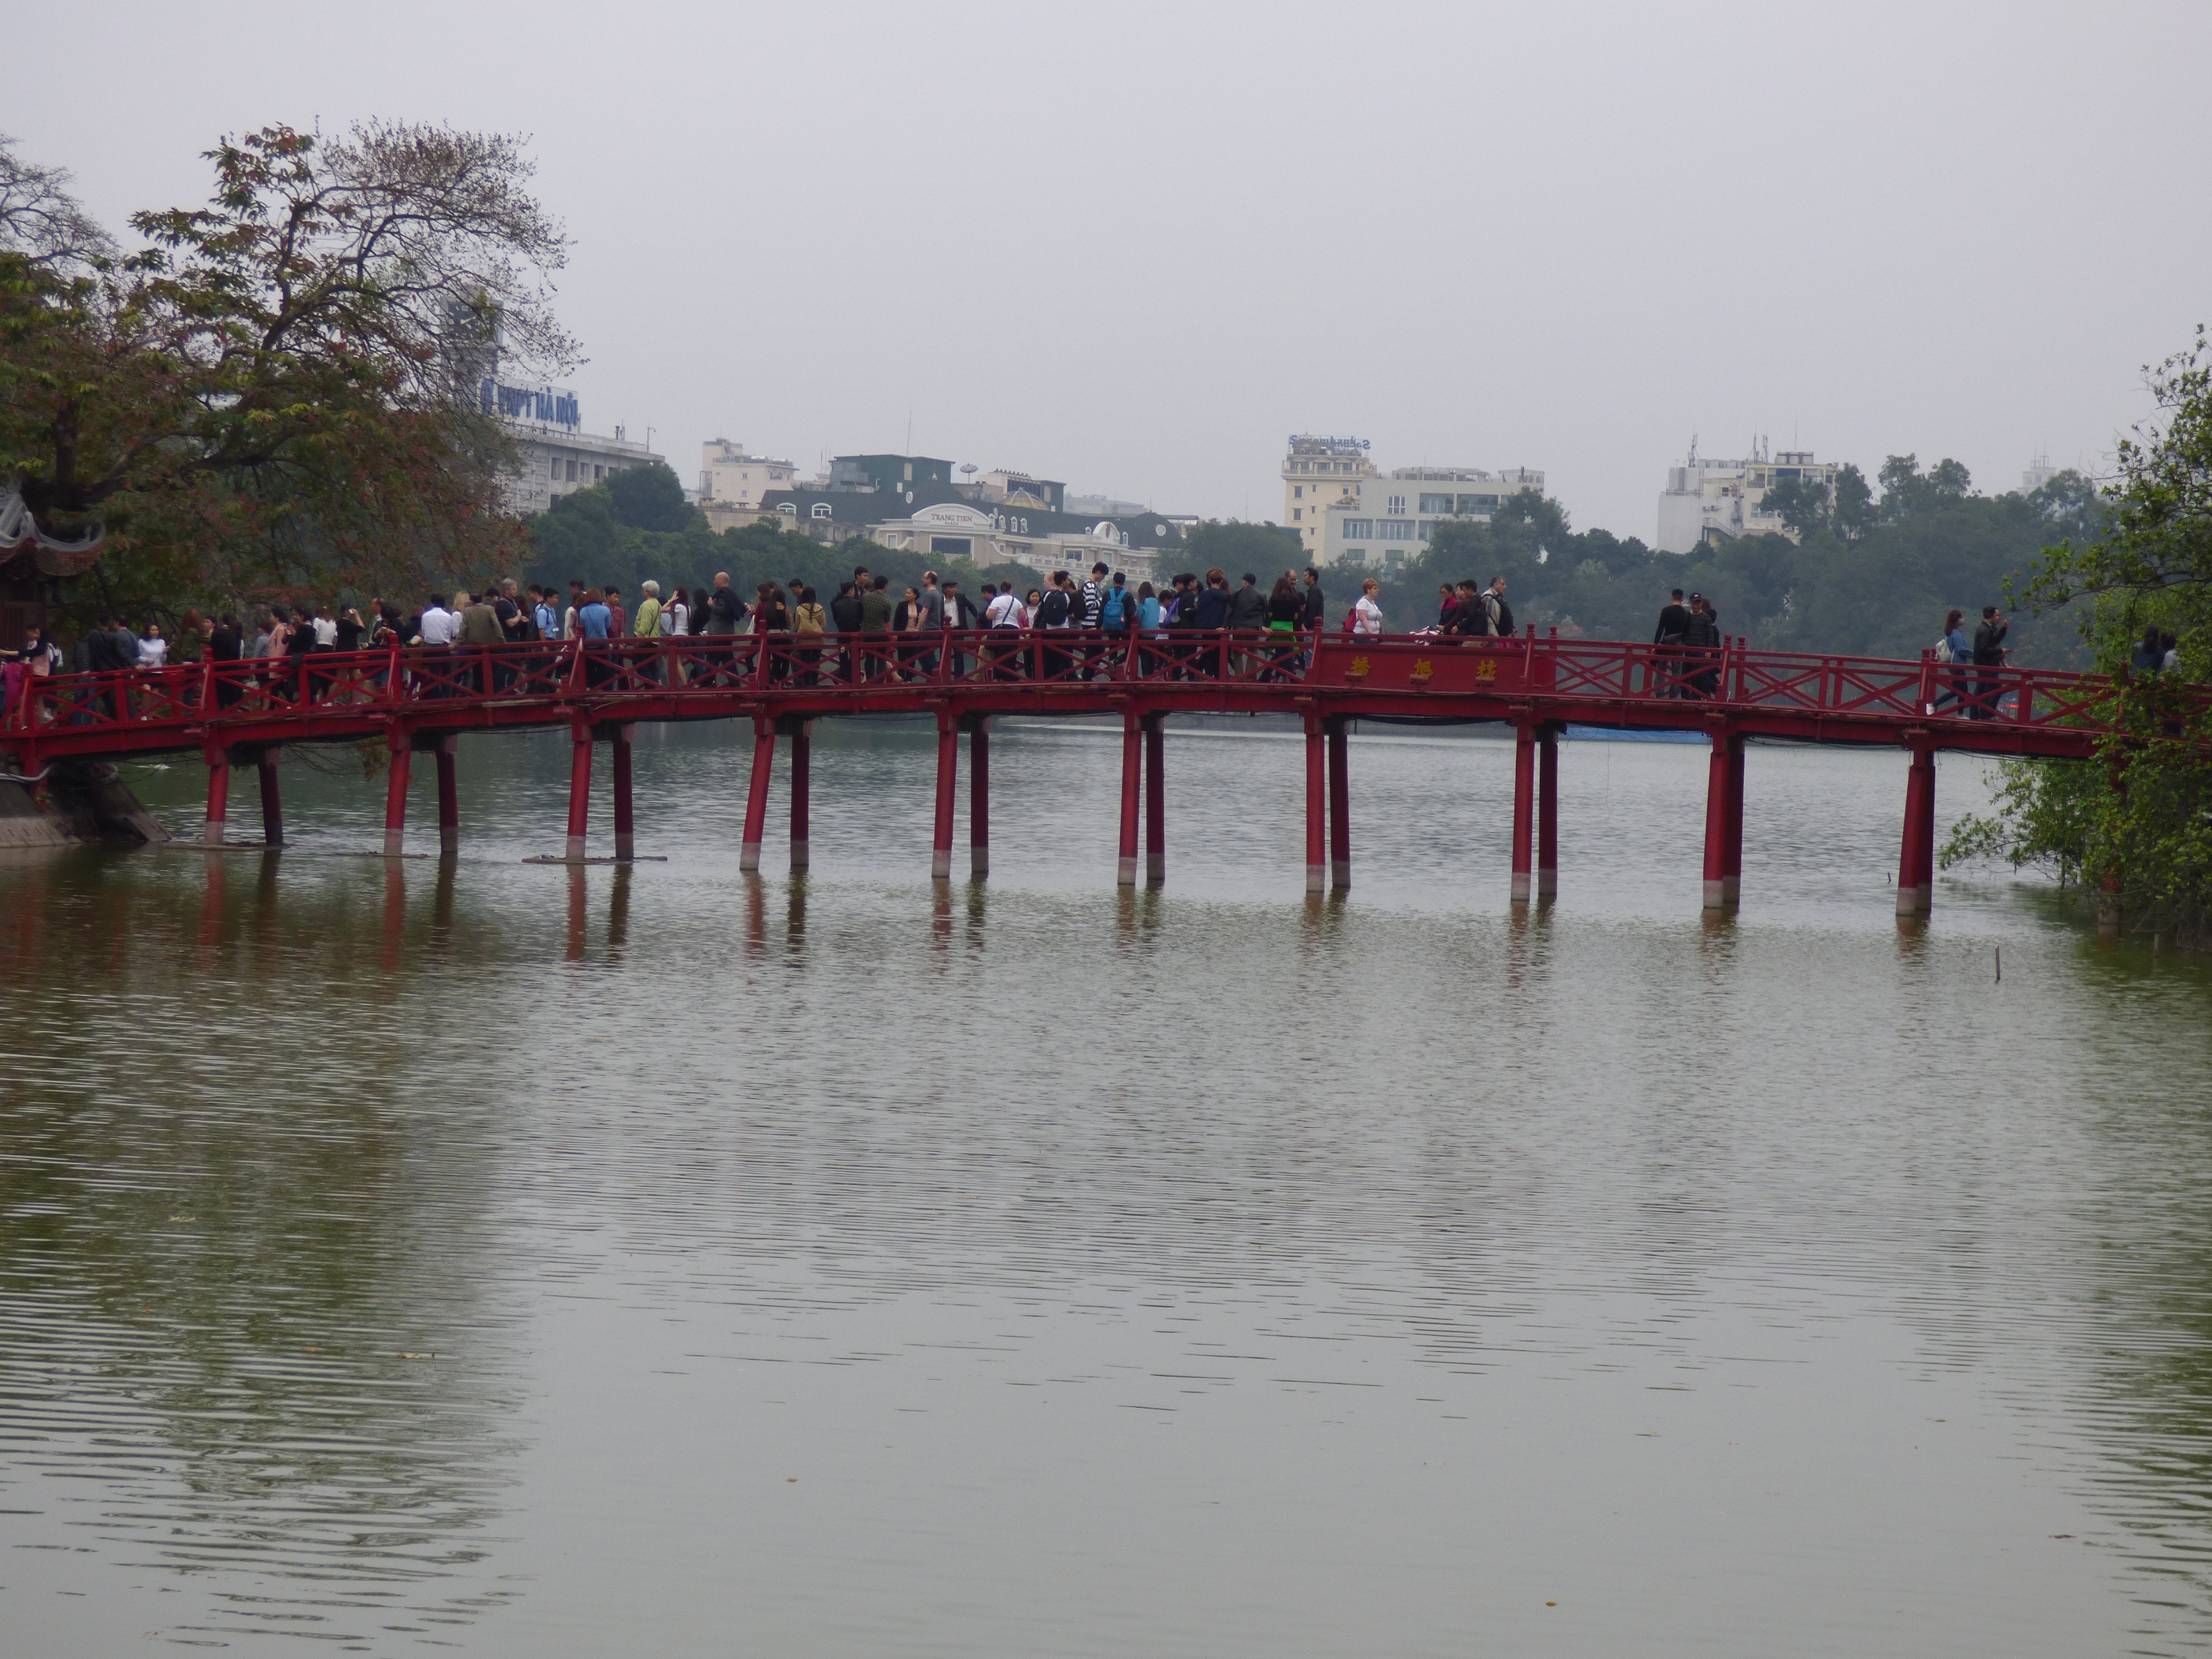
[1970,606,2009,720]
[1936,609,1971,713]
[1681,592,1720,698]
[1653,588,1690,698]
[1354,578,1385,638]
[1481,577,1514,639]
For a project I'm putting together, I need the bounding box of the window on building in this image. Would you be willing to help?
[779,503,797,516]
[1342,548,1366,564]
[548,455,560,479]
[1380,520,1414,541]
[594,465,605,481]
[1292,508,1302,522]
[1342,518,1374,539]
[1455,494,1500,514]
[1418,493,1454,514]
[1386,494,1406,514]
[1418,521,1435,539]
[1294,486,1303,499]
[811,502,831,520]
[930,536,972,557]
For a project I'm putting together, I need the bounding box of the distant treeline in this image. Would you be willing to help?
[1342,457,2100,667]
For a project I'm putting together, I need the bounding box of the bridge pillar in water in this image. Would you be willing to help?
[1537,722,1559,900]
[1118,710,1143,886]
[1510,722,1536,904]
[740,716,774,872]
[932,712,958,880]
[1896,746,1935,915]
[256,748,284,848]
[202,746,230,846]
[565,725,593,862]
[1326,717,1350,890]
[1722,731,1745,905]
[1304,714,1326,894]
[382,734,412,857]
[966,714,990,878]
[1702,730,1745,909]
[1144,714,1166,885]
[783,715,812,873]
[608,724,635,862]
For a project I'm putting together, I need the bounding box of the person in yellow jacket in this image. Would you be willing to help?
[792,584,826,686]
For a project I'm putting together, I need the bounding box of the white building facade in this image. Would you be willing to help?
[490,382,662,516]
[1655,442,1839,553]
[1281,435,1543,569]
[700,439,798,518]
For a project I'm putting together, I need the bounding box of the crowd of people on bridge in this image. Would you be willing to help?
[1,554,2060,719]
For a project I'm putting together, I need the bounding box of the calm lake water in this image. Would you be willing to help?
[3,718,2210,1657]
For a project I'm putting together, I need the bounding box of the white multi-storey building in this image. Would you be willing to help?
[490,381,661,516]
[1282,436,1542,567]
[700,440,798,518]
[1282,435,1378,558]
[1655,440,1840,553]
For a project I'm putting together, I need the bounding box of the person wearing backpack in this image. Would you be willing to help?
[1935,609,1970,714]
[1481,576,1514,639]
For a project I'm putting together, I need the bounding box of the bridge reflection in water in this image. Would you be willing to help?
[4,628,2122,916]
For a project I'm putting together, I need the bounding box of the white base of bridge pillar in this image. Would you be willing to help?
[1702,877,1727,909]
[1894,884,1929,916]
[1537,865,1556,900]
[1512,872,1533,903]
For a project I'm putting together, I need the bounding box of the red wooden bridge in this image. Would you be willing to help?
[2,627,2118,914]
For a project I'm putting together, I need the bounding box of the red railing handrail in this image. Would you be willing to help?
[3,627,2174,758]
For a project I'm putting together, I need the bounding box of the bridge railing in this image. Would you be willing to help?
[0,626,2146,753]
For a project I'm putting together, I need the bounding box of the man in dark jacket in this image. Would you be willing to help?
[1300,568,1326,631]
[1653,588,1690,696]
[1225,573,1269,632]
[1194,571,1233,631]
[1446,580,1487,636]
[1681,593,1721,698]
[1970,605,2008,719]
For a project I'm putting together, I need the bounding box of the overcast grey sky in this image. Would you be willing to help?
[12,1,2210,538]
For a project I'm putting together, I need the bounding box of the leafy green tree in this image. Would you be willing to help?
[1184,518,1301,575]
[1950,328,2212,943]
[0,123,574,627]
[607,458,696,533]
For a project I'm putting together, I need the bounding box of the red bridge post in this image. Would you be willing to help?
[1702,730,1742,909]
[202,746,230,846]
[1326,716,1350,889]
[968,714,990,878]
[1304,713,1326,894]
[565,725,593,861]
[610,724,635,862]
[1510,722,1535,903]
[257,749,284,848]
[932,711,958,880]
[1722,733,1745,905]
[1119,710,1142,886]
[1896,745,1935,914]
[741,716,774,872]
[1537,722,1559,900]
[434,735,459,856]
[787,717,812,873]
[1143,714,1166,885]
[382,735,411,857]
